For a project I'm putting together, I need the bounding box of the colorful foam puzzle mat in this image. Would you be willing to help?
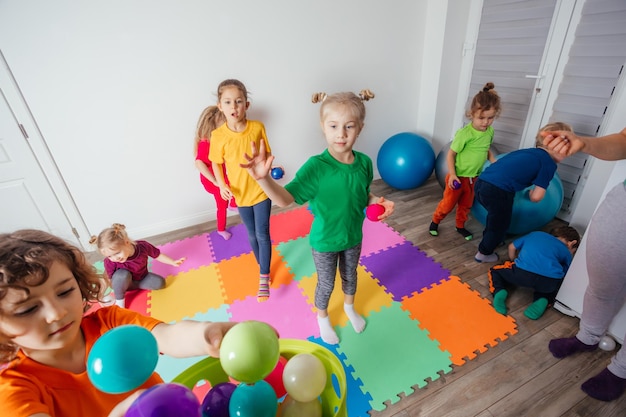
[96,206,517,415]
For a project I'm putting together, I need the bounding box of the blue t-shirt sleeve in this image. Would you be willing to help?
[533,152,558,189]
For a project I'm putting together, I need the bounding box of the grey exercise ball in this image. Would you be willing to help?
[434,141,500,189]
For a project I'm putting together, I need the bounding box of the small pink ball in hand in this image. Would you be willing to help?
[366,204,385,222]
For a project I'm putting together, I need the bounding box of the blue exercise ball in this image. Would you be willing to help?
[471,154,564,235]
[435,141,500,189]
[377,132,435,190]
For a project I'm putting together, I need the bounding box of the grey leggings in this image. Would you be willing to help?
[111,269,166,301]
[312,244,361,310]
[578,182,626,378]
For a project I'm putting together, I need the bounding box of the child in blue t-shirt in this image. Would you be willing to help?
[473,122,573,263]
[487,225,579,319]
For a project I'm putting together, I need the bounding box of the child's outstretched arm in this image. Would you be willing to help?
[369,195,395,220]
[155,253,186,267]
[152,321,238,358]
[241,141,295,207]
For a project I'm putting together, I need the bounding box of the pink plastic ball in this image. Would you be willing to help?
[365,204,385,222]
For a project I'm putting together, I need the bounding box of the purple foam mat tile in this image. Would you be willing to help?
[360,241,450,301]
[207,223,251,262]
[152,234,213,277]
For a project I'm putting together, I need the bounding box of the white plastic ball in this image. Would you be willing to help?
[599,335,617,351]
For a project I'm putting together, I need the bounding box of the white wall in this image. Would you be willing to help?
[0,0,428,240]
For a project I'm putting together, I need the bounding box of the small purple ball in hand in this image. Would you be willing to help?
[451,180,461,190]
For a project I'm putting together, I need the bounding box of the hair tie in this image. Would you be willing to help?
[311,92,327,103]
[359,89,375,101]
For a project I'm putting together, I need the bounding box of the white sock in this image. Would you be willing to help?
[115,298,125,308]
[317,315,339,345]
[344,303,366,333]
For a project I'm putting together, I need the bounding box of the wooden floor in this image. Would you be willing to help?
[107,176,626,417]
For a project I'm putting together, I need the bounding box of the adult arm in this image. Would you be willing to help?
[541,128,626,161]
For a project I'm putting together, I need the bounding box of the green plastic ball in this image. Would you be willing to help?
[219,321,279,383]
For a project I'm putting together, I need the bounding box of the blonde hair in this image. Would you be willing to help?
[466,82,502,119]
[89,223,133,251]
[312,89,375,129]
[536,122,573,147]
[193,106,225,154]
[193,79,250,154]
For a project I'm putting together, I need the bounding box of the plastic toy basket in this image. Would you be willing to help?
[172,338,347,417]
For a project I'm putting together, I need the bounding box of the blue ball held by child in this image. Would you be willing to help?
[125,383,201,417]
[87,325,159,394]
[270,166,285,180]
[377,132,435,190]
[452,180,461,190]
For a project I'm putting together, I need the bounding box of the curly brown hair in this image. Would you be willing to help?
[0,230,103,363]
[466,82,502,119]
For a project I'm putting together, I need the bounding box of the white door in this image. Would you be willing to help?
[466,0,626,222]
[0,52,89,248]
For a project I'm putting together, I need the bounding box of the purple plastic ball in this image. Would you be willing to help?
[125,383,201,417]
[201,382,236,417]
[452,180,461,190]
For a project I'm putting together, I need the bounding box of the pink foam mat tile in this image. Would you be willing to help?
[227,282,319,340]
[360,220,406,257]
[153,234,214,276]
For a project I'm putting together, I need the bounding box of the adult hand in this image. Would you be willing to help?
[540,130,583,157]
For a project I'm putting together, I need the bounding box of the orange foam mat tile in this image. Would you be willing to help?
[216,247,293,304]
[401,275,518,366]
